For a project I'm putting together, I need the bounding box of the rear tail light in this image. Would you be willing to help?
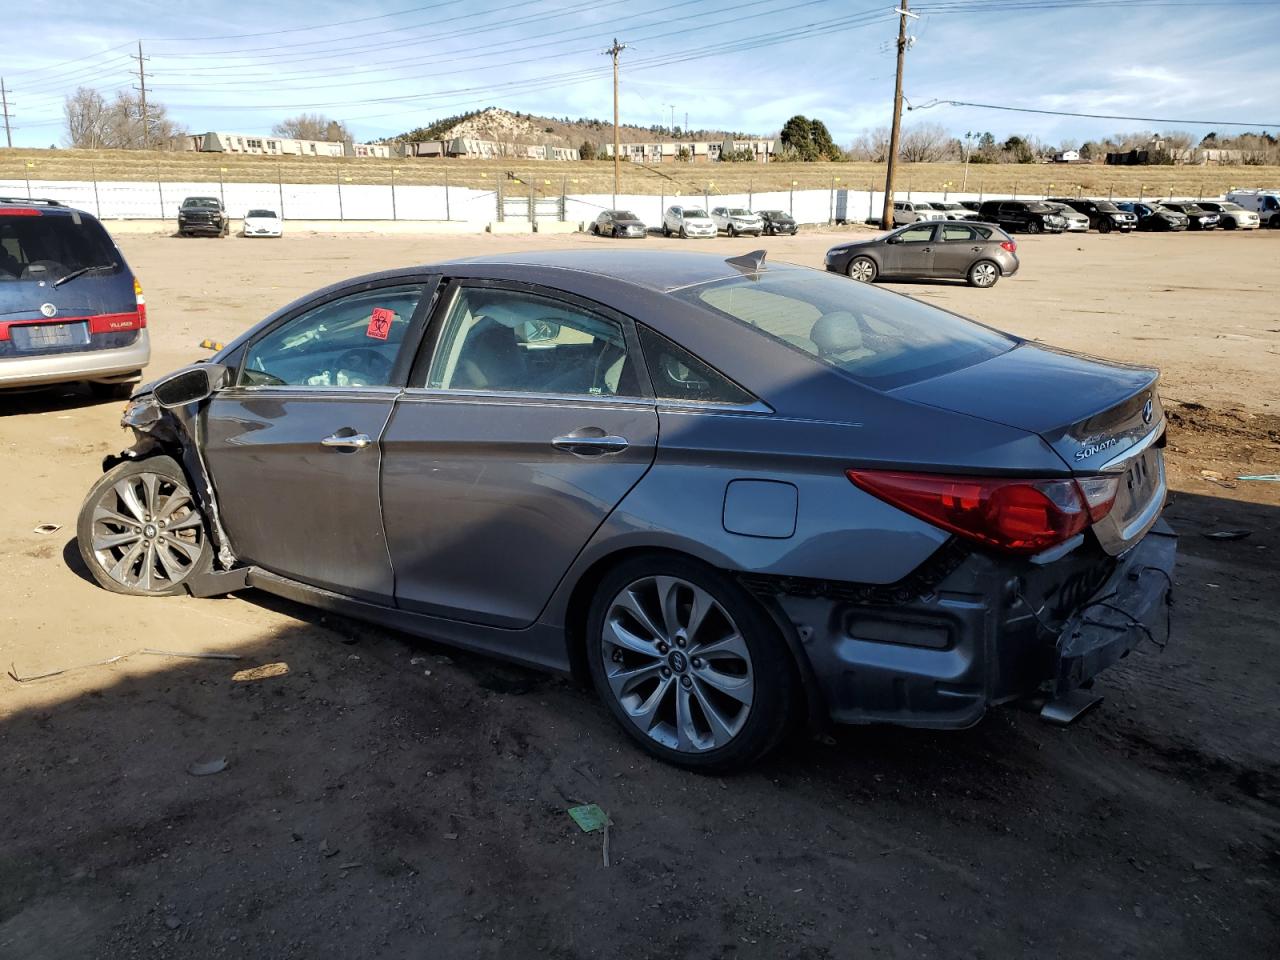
[133,276,147,326]
[1000,240,1017,253]
[0,208,41,217]
[846,470,1120,555]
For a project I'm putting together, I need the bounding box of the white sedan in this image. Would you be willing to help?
[242,209,283,238]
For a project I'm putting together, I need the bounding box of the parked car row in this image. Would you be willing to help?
[591,206,800,239]
[894,193,1277,234]
[177,196,284,238]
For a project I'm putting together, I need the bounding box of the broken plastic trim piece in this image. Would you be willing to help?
[1040,688,1103,726]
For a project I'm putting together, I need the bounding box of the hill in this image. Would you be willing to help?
[393,106,753,149]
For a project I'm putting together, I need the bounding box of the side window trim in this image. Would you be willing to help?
[228,275,437,391]
[406,277,654,400]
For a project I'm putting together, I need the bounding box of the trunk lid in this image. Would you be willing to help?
[891,342,1166,555]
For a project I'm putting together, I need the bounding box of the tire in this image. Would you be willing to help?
[1222,218,1236,231]
[847,256,878,283]
[89,379,136,401]
[679,226,688,239]
[1026,220,1041,235]
[662,224,670,237]
[1098,218,1112,234]
[968,259,1000,288]
[76,455,213,597]
[586,554,796,772]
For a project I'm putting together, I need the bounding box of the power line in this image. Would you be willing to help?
[911,99,1280,128]
[140,0,469,42]
[146,0,837,91]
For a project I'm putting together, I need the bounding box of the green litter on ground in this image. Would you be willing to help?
[567,804,611,833]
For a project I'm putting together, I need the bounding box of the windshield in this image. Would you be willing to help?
[1026,203,1054,213]
[611,210,638,220]
[682,209,710,219]
[183,197,219,208]
[671,269,1014,390]
[1094,201,1120,213]
[0,214,120,283]
[246,209,277,218]
[1217,202,1243,211]
[761,210,787,217]
[729,209,752,216]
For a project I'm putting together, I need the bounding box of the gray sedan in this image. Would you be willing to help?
[826,221,1020,287]
[77,250,1174,771]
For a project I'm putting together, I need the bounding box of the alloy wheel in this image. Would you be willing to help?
[971,261,998,287]
[848,257,876,282]
[88,469,207,593]
[600,575,755,753]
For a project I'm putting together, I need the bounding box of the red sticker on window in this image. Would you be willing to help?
[366,307,394,340]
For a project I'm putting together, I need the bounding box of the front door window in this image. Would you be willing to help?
[240,285,423,388]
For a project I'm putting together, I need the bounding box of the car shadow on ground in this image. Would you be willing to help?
[37,485,1278,956]
[0,384,130,418]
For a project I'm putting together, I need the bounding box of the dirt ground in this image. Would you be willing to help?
[1,228,1277,959]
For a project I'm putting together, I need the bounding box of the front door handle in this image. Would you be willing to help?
[553,432,629,457]
[321,432,371,450]
[921,246,932,252]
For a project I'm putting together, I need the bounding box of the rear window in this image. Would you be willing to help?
[0,213,121,283]
[671,269,1015,390]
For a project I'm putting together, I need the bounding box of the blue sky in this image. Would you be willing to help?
[7,0,1280,148]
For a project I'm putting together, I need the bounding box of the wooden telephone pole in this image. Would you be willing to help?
[605,38,627,208]
[881,2,916,231]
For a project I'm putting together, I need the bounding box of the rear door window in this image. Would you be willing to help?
[0,214,120,283]
[671,269,1014,390]
[638,326,754,405]
[940,224,977,242]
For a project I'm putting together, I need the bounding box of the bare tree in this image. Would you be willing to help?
[272,113,352,142]
[898,122,951,163]
[63,87,109,148]
[63,87,183,149]
[846,126,891,162]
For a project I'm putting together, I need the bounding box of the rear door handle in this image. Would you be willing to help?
[321,432,371,450]
[553,433,629,457]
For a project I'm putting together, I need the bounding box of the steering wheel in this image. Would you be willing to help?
[334,347,392,384]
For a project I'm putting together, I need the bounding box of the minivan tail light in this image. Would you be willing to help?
[846,470,1119,554]
[133,276,147,326]
[1000,240,1017,253]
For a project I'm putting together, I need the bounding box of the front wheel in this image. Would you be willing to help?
[728,225,737,237]
[586,555,796,772]
[679,226,688,239]
[847,256,877,283]
[1026,220,1041,235]
[76,455,213,596]
[1098,218,1112,234]
[968,259,1000,288]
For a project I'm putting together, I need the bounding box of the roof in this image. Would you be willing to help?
[445,249,802,293]
[0,197,82,217]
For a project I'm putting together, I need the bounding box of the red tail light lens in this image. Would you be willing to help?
[0,208,41,217]
[846,470,1119,554]
[1000,240,1017,253]
[133,276,147,326]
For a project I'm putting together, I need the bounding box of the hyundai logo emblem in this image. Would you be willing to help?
[1141,398,1153,425]
[40,302,57,318]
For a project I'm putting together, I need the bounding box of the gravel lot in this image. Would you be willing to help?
[1,227,1277,959]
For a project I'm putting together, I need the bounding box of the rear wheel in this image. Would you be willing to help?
[586,554,796,772]
[968,260,1000,288]
[847,256,877,283]
[76,455,213,597]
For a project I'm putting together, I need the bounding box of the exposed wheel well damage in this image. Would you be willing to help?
[560,546,821,732]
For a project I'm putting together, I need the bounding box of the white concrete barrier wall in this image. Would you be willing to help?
[6,179,1205,227]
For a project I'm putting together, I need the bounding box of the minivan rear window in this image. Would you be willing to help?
[0,214,120,283]
[672,269,1015,390]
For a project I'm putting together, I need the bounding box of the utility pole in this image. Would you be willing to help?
[132,41,152,150]
[604,38,627,208]
[880,2,917,230]
[0,79,12,148]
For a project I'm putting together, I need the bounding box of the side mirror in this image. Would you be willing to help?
[885,235,900,244]
[152,363,228,408]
